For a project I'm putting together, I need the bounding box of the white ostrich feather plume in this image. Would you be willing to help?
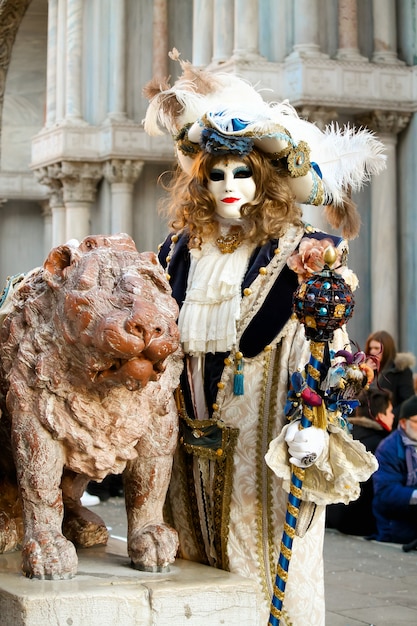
[314,123,387,204]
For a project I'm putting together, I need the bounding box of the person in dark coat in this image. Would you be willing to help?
[372,394,417,544]
[365,330,415,423]
[326,388,393,536]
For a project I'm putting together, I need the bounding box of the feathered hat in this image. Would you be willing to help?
[143,49,386,239]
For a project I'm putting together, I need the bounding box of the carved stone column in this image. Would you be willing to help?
[152,0,169,79]
[336,0,368,62]
[357,111,411,340]
[212,0,234,63]
[108,0,127,121]
[46,0,58,126]
[59,162,102,241]
[193,0,213,66]
[56,0,66,122]
[233,0,263,61]
[66,0,84,121]
[103,159,144,236]
[288,0,328,58]
[298,106,338,131]
[33,165,66,248]
[40,200,52,257]
[372,0,403,65]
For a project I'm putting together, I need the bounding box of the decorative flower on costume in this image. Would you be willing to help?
[288,236,359,291]
[287,237,339,283]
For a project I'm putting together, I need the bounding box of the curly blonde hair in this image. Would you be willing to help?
[159,150,303,248]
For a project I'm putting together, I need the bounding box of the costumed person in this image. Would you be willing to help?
[365,330,415,423]
[143,50,385,625]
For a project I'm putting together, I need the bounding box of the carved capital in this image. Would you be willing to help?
[39,199,51,218]
[297,106,338,131]
[33,166,64,209]
[357,110,411,135]
[35,161,103,204]
[103,159,144,185]
[58,161,103,204]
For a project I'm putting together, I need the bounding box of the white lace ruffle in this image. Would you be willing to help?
[178,241,252,355]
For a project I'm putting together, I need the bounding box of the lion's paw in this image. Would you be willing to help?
[128,523,179,572]
[22,531,78,579]
[63,507,108,548]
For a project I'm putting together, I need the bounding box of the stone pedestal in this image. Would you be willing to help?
[0,538,262,625]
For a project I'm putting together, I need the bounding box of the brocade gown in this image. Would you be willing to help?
[159,222,377,626]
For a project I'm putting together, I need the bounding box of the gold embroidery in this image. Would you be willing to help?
[171,444,209,565]
[213,427,239,570]
[310,341,325,361]
[255,347,276,604]
[215,230,243,254]
[175,387,239,570]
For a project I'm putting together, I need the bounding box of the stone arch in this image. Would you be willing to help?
[0,0,33,158]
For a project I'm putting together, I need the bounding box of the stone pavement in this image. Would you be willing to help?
[1,496,416,625]
[324,529,417,625]
[96,497,417,626]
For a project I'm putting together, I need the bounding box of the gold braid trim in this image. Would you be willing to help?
[270,604,283,620]
[283,522,296,539]
[267,347,281,574]
[310,341,325,362]
[269,605,293,626]
[269,608,295,626]
[174,387,239,570]
[255,347,274,604]
[213,427,239,571]
[287,502,299,518]
[176,387,232,460]
[303,404,314,423]
[173,444,209,564]
[276,564,288,583]
[289,483,303,500]
[306,362,321,383]
[279,543,293,561]
[291,465,305,482]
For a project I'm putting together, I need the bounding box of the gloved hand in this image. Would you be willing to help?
[284,420,325,468]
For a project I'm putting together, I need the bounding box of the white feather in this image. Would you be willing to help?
[143,88,208,136]
[312,123,387,203]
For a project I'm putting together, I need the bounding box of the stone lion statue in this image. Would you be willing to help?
[0,234,183,580]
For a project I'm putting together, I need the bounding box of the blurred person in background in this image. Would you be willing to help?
[372,394,417,545]
[365,330,415,424]
[326,387,393,536]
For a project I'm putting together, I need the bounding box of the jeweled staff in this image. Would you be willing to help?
[268,246,355,626]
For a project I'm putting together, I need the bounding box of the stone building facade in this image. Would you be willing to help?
[0,0,416,355]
